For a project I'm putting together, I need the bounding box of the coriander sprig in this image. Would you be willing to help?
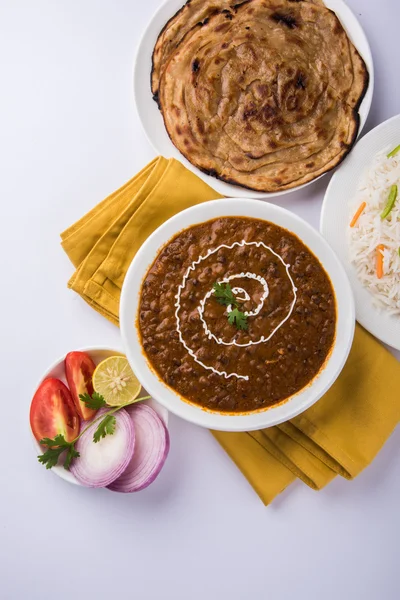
[228,307,248,330]
[93,414,116,443]
[37,393,150,470]
[38,435,80,470]
[213,282,248,331]
[79,391,107,410]
[213,282,238,307]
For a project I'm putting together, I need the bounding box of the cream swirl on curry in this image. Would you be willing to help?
[174,241,298,381]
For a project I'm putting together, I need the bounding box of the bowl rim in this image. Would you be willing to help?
[30,345,169,485]
[120,198,355,431]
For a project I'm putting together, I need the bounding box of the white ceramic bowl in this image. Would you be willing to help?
[31,346,168,485]
[120,199,355,431]
[133,0,374,199]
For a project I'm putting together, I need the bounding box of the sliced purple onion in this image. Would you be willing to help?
[108,404,169,493]
[71,408,135,488]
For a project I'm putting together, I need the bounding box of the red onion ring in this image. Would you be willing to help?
[71,408,135,488]
[108,404,169,493]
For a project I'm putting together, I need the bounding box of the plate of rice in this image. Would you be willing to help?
[321,114,400,351]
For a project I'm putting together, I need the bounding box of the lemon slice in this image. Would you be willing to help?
[93,356,141,407]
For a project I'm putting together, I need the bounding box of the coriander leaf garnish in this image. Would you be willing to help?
[38,446,67,470]
[93,415,117,443]
[40,434,68,448]
[213,282,239,308]
[38,434,80,470]
[228,308,248,330]
[64,445,81,470]
[213,281,249,331]
[80,391,107,410]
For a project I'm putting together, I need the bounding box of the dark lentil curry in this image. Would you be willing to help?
[139,217,336,413]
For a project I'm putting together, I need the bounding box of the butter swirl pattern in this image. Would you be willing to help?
[175,241,297,381]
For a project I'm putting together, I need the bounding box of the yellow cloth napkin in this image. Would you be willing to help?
[62,157,222,324]
[62,157,400,505]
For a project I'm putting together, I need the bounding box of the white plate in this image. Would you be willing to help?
[31,347,168,486]
[120,199,355,432]
[133,0,374,199]
[321,114,400,351]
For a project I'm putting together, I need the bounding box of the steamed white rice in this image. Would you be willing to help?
[347,146,400,315]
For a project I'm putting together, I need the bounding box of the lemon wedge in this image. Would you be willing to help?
[93,356,141,407]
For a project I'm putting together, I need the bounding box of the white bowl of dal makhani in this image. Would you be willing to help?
[120,199,354,431]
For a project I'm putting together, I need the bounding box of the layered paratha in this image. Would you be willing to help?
[152,0,369,192]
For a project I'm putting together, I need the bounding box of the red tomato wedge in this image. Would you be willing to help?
[30,378,80,443]
[65,351,97,420]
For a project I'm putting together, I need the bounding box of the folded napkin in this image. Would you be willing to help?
[61,157,222,324]
[62,157,400,505]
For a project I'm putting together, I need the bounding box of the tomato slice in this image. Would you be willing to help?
[65,351,97,420]
[30,378,80,443]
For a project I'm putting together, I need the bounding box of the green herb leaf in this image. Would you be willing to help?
[93,415,116,443]
[40,434,68,448]
[38,434,79,470]
[228,308,248,331]
[79,391,107,410]
[38,446,67,470]
[213,281,249,330]
[213,282,238,308]
[64,446,80,470]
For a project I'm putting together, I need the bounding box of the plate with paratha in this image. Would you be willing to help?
[134,0,374,197]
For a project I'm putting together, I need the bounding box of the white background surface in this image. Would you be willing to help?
[0,1,399,598]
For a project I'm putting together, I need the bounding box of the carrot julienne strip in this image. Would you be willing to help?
[350,202,366,227]
[376,244,385,279]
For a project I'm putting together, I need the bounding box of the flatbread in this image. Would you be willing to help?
[154,0,369,192]
[152,0,325,99]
